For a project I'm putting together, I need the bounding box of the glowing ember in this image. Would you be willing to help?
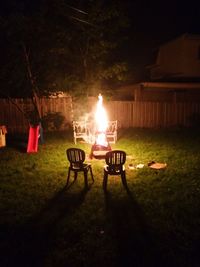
[95,94,108,146]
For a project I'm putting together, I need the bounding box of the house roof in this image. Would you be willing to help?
[158,33,200,47]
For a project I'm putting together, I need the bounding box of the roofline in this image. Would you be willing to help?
[140,82,200,89]
[158,33,200,48]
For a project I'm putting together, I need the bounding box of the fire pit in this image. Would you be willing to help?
[90,133,111,159]
[90,94,112,159]
[90,143,111,159]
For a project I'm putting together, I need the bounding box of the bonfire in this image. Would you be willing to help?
[90,94,111,159]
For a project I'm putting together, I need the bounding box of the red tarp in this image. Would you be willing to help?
[27,125,39,153]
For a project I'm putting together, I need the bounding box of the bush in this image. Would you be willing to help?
[42,112,65,131]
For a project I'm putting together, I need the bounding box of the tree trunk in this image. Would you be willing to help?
[22,43,41,119]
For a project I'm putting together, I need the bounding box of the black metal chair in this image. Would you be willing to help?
[66,148,94,187]
[103,150,127,190]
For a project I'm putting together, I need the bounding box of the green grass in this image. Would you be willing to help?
[1,128,200,267]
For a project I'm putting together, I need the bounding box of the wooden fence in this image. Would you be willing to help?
[0,97,200,133]
[0,97,73,133]
[105,101,200,128]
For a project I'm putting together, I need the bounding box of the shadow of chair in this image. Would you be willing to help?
[66,148,94,188]
[103,150,127,191]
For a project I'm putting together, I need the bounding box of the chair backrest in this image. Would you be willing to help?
[105,150,126,172]
[66,148,86,166]
[106,120,117,133]
[73,121,88,134]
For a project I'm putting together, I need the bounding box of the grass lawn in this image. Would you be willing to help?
[1,128,200,267]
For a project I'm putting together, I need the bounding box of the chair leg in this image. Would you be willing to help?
[89,166,94,182]
[84,170,88,188]
[103,172,108,191]
[67,169,71,186]
[121,171,128,188]
[74,171,78,180]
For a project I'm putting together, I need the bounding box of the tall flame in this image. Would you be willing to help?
[95,94,108,146]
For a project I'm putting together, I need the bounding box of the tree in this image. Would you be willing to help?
[66,0,130,96]
[0,0,130,100]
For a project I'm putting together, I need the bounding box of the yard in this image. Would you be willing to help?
[1,128,200,267]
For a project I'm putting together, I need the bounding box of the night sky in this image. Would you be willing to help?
[128,0,200,40]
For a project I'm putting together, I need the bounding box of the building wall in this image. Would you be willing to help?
[135,82,200,103]
[182,37,200,76]
[150,34,200,80]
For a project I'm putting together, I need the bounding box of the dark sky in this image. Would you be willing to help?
[1,0,199,40]
[130,0,200,39]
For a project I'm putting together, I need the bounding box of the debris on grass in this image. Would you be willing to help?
[148,161,167,169]
[128,163,145,170]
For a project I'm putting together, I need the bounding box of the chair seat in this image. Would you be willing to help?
[71,163,91,171]
[76,133,87,136]
[104,165,125,174]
